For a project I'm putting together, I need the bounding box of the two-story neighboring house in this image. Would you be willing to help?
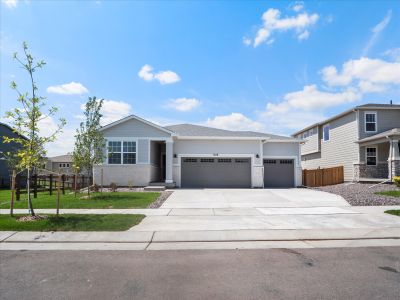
[292,103,400,182]
[45,154,73,174]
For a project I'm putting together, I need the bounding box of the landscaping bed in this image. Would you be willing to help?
[0,214,145,231]
[315,183,400,206]
[0,190,164,209]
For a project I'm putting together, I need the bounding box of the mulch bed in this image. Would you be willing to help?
[148,191,173,208]
[17,215,49,222]
[315,183,400,206]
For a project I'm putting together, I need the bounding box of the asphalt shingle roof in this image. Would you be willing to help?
[48,154,72,163]
[164,124,294,140]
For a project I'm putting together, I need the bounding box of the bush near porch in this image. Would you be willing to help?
[0,189,160,209]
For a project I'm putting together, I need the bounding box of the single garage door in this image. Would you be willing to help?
[181,157,251,188]
[264,159,295,188]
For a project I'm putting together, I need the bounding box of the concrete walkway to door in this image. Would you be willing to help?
[130,189,400,232]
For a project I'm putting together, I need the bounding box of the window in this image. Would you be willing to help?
[235,158,249,163]
[218,158,232,163]
[200,158,214,163]
[66,163,70,167]
[280,160,293,164]
[108,141,122,164]
[366,147,377,166]
[59,163,62,168]
[323,124,330,141]
[365,112,377,132]
[264,159,276,164]
[123,141,136,164]
[108,141,137,164]
[183,158,197,163]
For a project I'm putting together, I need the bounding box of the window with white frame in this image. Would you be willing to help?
[123,141,136,164]
[108,141,136,164]
[323,124,330,141]
[365,112,377,132]
[366,147,377,166]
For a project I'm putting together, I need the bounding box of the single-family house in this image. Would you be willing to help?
[93,115,302,188]
[45,154,73,174]
[292,103,400,182]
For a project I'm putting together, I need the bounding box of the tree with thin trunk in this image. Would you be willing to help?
[3,42,66,216]
[72,96,105,198]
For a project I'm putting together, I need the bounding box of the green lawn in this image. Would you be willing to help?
[0,214,145,231]
[0,189,160,209]
[376,190,400,198]
[385,210,400,217]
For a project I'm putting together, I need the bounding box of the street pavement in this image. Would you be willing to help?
[1,247,399,300]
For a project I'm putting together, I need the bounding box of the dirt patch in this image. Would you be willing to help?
[17,215,49,222]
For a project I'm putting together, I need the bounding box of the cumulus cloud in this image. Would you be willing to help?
[100,100,132,125]
[321,57,400,88]
[291,2,304,12]
[2,0,17,8]
[47,82,89,95]
[166,98,201,112]
[362,10,392,56]
[138,64,180,85]
[206,113,264,131]
[248,6,319,47]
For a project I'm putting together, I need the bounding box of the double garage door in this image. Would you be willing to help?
[181,157,295,188]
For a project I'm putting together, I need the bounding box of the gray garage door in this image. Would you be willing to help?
[181,157,251,188]
[264,159,295,188]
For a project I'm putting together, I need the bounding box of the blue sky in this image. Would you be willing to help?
[1,0,399,156]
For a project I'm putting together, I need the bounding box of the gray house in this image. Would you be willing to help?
[45,154,73,174]
[293,103,400,182]
[0,122,27,187]
[94,114,302,188]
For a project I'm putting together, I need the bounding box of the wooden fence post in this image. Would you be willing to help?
[10,170,16,217]
[33,174,37,198]
[49,174,53,195]
[56,174,61,217]
[62,174,65,195]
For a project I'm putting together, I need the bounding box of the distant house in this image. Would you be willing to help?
[293,103,400,182]
[0,122,27,187]
[45,154,73,174]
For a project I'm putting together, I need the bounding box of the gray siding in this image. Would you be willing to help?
[358,109,400,139]
[301,112,359,181]
[137,139,149,163]
[0,125,25,186]
[102,118,171,138]
[300,127,319,155]
[359,143,390,163]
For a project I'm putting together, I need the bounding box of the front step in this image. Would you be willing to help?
[144,186,166,192]
[149,182,176,188]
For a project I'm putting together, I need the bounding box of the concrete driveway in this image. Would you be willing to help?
[130,189,400,232]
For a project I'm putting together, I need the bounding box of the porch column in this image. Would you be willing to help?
[165,140,173,184]
[388,139,400,179]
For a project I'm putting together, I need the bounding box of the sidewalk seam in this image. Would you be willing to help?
[145,231,156,250]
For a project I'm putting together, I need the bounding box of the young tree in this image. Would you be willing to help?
[4,42,66,216]
[72,96,105,197]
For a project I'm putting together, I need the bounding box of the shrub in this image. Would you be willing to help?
[91,184,100,192]
[110,182,118,192]
[393,176,400,188]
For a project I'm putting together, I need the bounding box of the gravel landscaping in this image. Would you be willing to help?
[315,183,400,206]
[148,191,173,208]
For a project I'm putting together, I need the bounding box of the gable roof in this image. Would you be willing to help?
[165,124,296,140]
[292,103,400,136]
[48,154,72,163]
[0,122,29,140]
[100,114,175,135]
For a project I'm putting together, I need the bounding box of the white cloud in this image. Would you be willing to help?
[362,10,392,56]
[384,48,400,62]
[297,30,310,40]
[100,100,132,125]
[47,82,89,95]
[166,98,201,112]
[2,0,17,8]
[206,113,264,131]
[292,2,304,12]
[138,64,180,85]
[321,57,400,88]
[249,6,319,47]
[242,37,252,46]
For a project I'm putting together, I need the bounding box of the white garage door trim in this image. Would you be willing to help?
[263,155,299,187]
[175,153,255,188]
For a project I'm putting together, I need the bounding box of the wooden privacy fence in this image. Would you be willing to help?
[302,166,344,187]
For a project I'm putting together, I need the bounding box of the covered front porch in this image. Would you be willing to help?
[354,129,400,182]
[149,139,174,187]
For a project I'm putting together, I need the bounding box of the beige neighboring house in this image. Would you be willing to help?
[293,103,400,182]
[45,154,73,174]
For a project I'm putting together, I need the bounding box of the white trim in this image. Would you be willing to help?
[322,124,330,142]
[364,111,377,133]
[365,146,378,166]
[100,114,175,135]
[175,136,301,142]
[105,138,139,166]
